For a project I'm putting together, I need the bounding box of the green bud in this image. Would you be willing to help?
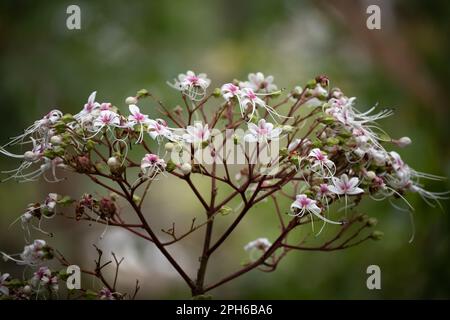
[326,137,340,146]
[305,79,317,89]
[370,230,384,241]
[54,122,67,134]
[279,148,288,158]
[218,206,233,216]
[213,88,222,97]
[132,195,141,204]
[290,155,300,168]
[366,218,378,227]
[166,159,176,172]
[58,196,74,206]
[53,146,65,157]
[311,139,323,148]
[84,289,98,300]
[86,140,96,151]
[43,149,56,159]
[319,117,335,125]
[339,130,353,139]
[58,269,70,281]
[61,114,75,124]
[136,89,149,98]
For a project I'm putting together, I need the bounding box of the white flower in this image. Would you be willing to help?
[32,266,58,292]
[44,193,59,213]
[239,72,278,92]
[0,110,62,153]
[128,105,150,144]
[140,154,166,178]
[167,70,211,101]
[240,88,266,118]
[99,287,115,300]
[76,91,100,120]
[244,238,272,252]
[92,110,121,131]
[128,105,149,125]
[317,183,331,198]
[182,122,210,145]
[244,119,282,143]
[147,118,173,141]
[328,174,364,195]
[290,194,341,224]
[0,273,9,296]
[308,148,336,177]
[19,240,50,266]
[221,83,241,101]
[2,239,51,266]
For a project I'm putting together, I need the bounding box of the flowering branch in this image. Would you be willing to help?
[0,71,447,299]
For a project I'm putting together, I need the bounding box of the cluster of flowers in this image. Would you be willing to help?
[0,70,447,293]
[0,240,57,299]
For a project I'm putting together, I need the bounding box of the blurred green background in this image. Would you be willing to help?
[0,0,449,299]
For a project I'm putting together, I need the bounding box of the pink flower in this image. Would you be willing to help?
[308,148,336,177]
[128,105,150,144]
[328,174,364,195]
[221,83,241,101]
[239,72,278,92]
[147,119,173,141]
[82,91,100,114]
[183,122,210,145]
[93,110,120,129]
[168,71,211,101]
[141,153,166,176]
[128,105,149,125]
[290,194,341,224]
[244,119,282,143]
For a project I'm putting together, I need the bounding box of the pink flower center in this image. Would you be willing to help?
[196,129,206,139]
[298,197,311,208]
[187,75,199,85]
[101,114,113,124]
[134,113,145,122]
[247,91,257,100]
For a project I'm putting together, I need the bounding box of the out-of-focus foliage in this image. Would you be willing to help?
[0,0,449,299]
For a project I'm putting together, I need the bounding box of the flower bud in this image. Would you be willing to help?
[366,217,378,227]
[99,197,117,219]
[291,86,303,98]
[61,114,75,124]
[107,157,121,172]
[50,135,63,145]
[370,230,384,241]
[132,195,141,204]
[218,206,233,216]
[164,142,174,152]
[213,88,222,97]
[125,96,138,105]
[23,285,32,294]
[395,136,412,148]
[282,125,294,133]
[24,151,38,162]
[366,171,377,180]
[180,163,192,175]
